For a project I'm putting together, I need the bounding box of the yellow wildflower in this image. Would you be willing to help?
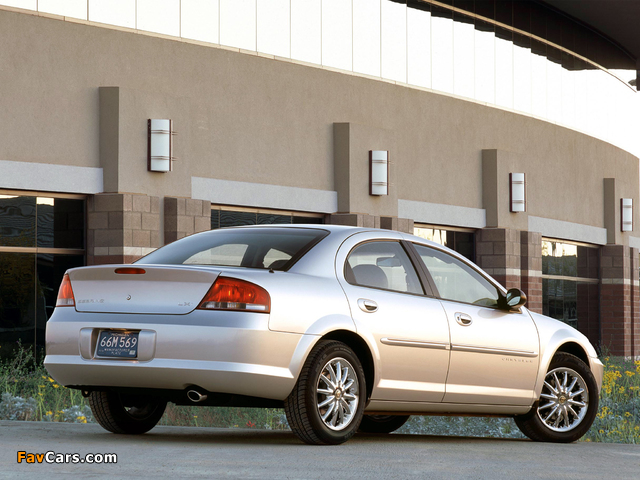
[619,386,625,394]
[52,384,59,388]
[625,412,632,417]
[625,371,635,377]
[599,429,605,434]
[48,377,55,383]
[46,411,53,416]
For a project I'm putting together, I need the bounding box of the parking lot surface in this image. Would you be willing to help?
[2,421,639,479]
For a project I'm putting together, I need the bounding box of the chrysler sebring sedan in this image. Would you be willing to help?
[45,225,603,444]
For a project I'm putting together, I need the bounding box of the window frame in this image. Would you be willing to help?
[343,239,434,297]
[406,241,511,311]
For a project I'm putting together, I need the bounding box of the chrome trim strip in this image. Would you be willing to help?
[451,344,538,358]
[381,338,450,350]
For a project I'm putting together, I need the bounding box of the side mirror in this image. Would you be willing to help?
[505,288,527,310]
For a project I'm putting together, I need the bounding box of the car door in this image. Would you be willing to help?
[410,242,540,406]
[336,232,451,403]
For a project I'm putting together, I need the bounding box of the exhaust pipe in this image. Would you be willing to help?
[187,389,208,403]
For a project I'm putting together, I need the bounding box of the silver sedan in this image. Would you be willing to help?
[45,225,603,444]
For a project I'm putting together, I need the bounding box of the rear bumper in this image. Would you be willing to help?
[44,308,316,400]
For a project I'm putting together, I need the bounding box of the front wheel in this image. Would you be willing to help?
[284,340,367,445]
[515,352,598,443]
[89,391,166,434]
[358,415,410,434]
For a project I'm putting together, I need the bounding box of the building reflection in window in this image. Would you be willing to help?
[0,194,85,360]
[414,226,475,262]
[542,239,599,347]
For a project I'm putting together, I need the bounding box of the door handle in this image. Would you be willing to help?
[455,312,473,326]
[358,299,378,313]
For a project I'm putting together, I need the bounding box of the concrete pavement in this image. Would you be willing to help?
[1,421,639,479]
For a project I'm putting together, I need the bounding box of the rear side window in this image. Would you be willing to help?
[413,244,500,307]
[137,228,328,270]
[345,241,423,294]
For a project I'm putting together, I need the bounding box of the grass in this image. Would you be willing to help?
[1,343,638,443]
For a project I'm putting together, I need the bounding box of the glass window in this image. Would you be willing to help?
[431,6,454,94]
[542,240,599,341]
[291,0,321,64]
[414,244,499,307]
[321,0,352,71]
[413,226,475,262]
[346,241,423,294]
[39,0,87,20]
[381,0,407,83]
[37,197,85,249]
[407,2,431,88]
[257,213,292,225]
[138,227,328,269]
[453,12,474,98]
[0,1,36,11]
[474,19,495,104]
[220,0,257,51]
[0,195,36,247]
[353,0,381,77]
[89,0,136,29]
[0,253,35,360]
[220,210,257,228]
[494,27,513,109]
[513,34,531,114]
[181,0,219,44]
[136,0,180,37]
[257,0,290,57]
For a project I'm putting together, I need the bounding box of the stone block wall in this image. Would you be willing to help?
[475,228,521,290]
[87,193,160,265]
[520,231,542,313]
[600,245,634,356]
[164,197,211,244]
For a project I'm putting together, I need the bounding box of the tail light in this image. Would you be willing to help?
[56,274,75,307]
[197,277,270,313]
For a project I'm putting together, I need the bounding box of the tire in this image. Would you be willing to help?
[358,415,410,434]
[284,340,367,445]
[515,352,598,443]
[89,391,167,434]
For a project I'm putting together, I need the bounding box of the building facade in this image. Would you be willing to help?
[1,0,639,359]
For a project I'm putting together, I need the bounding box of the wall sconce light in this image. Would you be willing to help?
[370,150,389,196]
[148,119,176,172]
[509,173,526,212]
[621,198,633,232]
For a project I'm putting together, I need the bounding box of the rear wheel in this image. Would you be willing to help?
[515,352,598,443]
[89,391,166,434]
[285,340,366,445]
[358,415,410,434]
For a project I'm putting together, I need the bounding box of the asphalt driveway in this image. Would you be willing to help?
[2,421,638,479]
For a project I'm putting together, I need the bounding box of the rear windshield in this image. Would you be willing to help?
[136,227,328,270]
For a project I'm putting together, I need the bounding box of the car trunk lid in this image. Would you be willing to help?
[68,265,220,314]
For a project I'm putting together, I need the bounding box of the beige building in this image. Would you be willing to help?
[1,1,639,358]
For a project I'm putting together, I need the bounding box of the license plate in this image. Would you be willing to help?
[96,331,139,358]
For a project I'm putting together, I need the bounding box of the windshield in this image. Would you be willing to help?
[136,227,328,270]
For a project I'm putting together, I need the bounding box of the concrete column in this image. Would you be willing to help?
[520,231,542,313]
[164,197,211,244]
[475,228,521,290]
[380,216,414,234]
[631,248,640,357]
[325,213,380,229]
[600,245,635,356]
[87,193,160,265]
